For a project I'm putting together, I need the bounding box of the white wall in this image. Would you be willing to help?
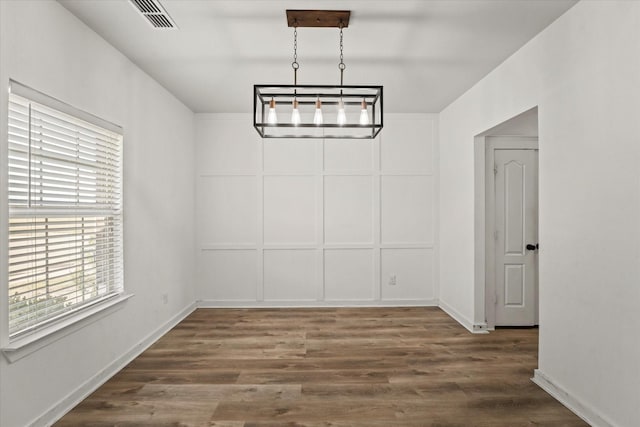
[196,114,437,306]
[439,1,640,426]
[0,2,196,426]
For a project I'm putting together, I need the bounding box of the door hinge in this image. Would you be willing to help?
[494,293,498,305]
[493,164,498,175]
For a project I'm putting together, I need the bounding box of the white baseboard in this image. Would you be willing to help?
[197,299,438,308]
[438,299,488,334]
[532,370,616,427]
[31,302,197,427]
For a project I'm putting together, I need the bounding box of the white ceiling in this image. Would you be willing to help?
[58,0,577,113]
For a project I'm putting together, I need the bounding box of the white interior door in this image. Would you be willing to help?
[494,148,538,326]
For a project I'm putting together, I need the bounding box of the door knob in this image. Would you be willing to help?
[526,243,539,251]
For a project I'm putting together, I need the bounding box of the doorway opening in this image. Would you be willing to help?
[473,107,539,331]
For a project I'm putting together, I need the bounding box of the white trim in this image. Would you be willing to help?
[29,302,196,427]
[372,136,382,301]
[532,370,616,427]
[200,243,435,251]
[432,112,440,306]
[6,86,125,339]
[473,135,488,328]
[379,171,433,176]
[472,322,488,333]
[197,299,438,308]
[9,79,122,134]
[2,294,133,363]
[438,299,488,334]
[475,132,539,330]
[200,173,257,177]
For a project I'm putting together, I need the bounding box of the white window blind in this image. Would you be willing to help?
[7,81,123,338]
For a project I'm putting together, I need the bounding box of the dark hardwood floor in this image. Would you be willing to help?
[55,307,588,426]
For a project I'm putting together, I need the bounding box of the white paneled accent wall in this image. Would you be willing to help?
[196,114,437,306]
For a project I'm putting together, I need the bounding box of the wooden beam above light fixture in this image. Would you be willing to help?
[286,10,350,28]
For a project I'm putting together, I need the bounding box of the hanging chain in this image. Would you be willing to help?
[338,23,346,86]
[292,24,299,86]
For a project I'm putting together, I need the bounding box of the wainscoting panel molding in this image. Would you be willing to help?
[196,114,437,306]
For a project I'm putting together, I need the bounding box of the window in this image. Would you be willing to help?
[7,81,123,339]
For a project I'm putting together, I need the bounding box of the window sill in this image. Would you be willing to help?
[2,293,134,363]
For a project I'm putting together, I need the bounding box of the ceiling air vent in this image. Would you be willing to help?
[130,0,178,29]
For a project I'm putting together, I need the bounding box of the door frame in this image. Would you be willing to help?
[475,136,538,330]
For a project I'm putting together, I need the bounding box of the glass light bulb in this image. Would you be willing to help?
[313,98,323,125]
[267,98,277,124]
[359,99,369,125]
[291,99,301,125]
[337,99,347,126]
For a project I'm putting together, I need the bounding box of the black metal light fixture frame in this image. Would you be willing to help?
[253,10,384,140]
[254,84,383,139]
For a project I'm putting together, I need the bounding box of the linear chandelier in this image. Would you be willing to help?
[254,10,383,139]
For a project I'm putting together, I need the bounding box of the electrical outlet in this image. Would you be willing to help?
[162,293,169,304]
[389,275,397,286]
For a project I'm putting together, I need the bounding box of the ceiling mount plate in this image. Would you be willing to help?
[286,10,350,28]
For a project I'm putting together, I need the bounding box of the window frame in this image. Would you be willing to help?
[2,81,128,360]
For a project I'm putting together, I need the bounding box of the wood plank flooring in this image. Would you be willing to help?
[55,307,588,426]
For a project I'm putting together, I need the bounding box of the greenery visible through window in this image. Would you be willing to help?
[7,82,123,338]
